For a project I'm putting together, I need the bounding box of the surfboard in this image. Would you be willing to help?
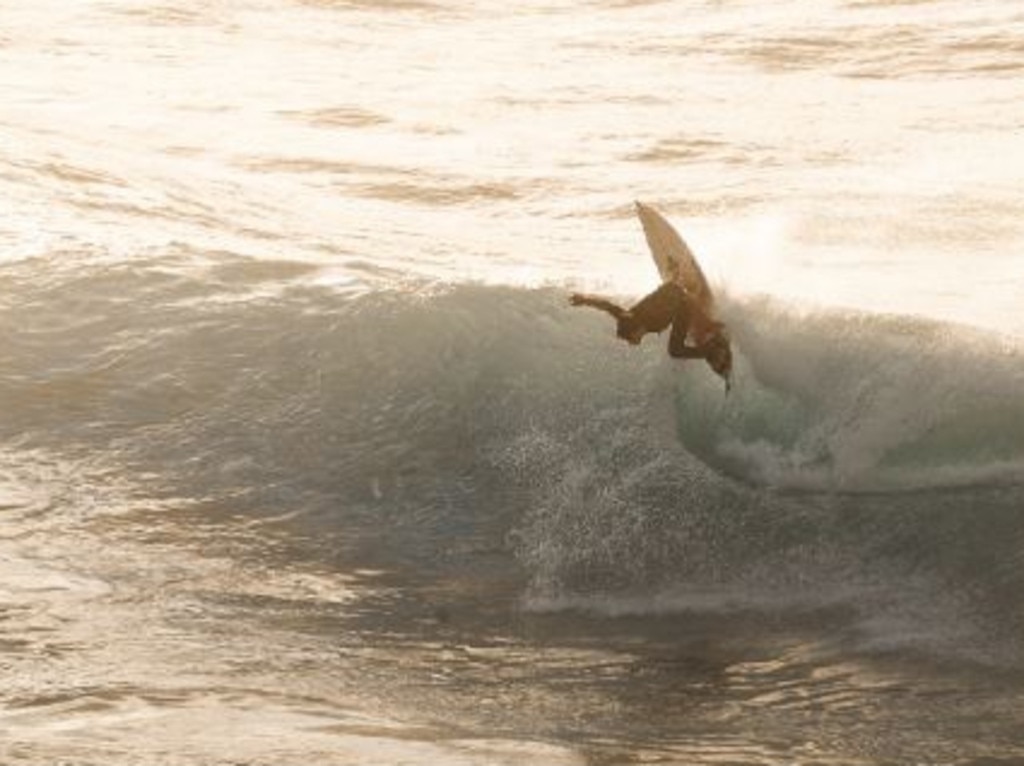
[635,201,714,314]
[636,201,732,389]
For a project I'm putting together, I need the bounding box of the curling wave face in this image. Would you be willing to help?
[682,295,1024,492]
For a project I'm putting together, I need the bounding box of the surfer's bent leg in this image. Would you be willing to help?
[669,342,708,360]
[669,336,708,359]
[667,299,696,358]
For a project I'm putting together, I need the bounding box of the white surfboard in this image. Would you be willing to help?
[635,201,714,314]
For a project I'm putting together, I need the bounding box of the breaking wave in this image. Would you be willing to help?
[3,251,1024,660]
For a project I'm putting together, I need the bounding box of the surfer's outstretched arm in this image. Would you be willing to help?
[569,293,627,320]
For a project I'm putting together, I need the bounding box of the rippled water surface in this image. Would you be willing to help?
[2,1,1024,763]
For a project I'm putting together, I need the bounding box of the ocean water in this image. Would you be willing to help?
[2,0,1024,763]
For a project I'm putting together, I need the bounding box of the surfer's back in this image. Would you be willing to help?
[628,282,689,334]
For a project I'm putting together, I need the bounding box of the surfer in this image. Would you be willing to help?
[569,282,733,390]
